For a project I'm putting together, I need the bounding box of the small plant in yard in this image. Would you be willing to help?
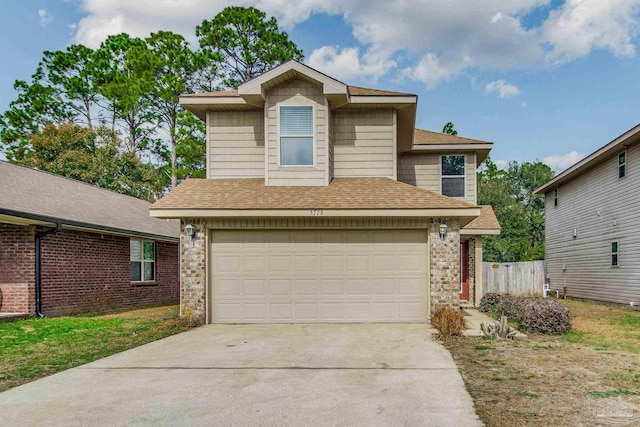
[430,306,468,339]
[480,315,517,339]
[478,293,572,334]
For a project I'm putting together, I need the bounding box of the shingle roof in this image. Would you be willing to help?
[414,128,491,145]
[150,177,476,210]
[463,205,500,230]
[0,161,179,240]
[181,85,414,99]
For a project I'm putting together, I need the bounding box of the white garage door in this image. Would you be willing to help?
[209,229,428,323]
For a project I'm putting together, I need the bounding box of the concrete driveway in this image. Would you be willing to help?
[0,324,481,426]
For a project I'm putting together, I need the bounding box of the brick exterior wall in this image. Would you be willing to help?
[429,218,461,314]
[179,218,207,323]
[0,224,36,313]
[0,222,179,316]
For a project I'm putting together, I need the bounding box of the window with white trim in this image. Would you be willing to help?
[279,105,314,166]
[619,151,626,178]
[131,239,155,281]
[441,155,465,197]
[611,241,619,267]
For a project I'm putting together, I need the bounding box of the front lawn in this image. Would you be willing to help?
[445,299,640,426]
[0,305,194,392]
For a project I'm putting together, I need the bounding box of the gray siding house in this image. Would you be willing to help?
[535,123,640,306]
[151,60,500,324]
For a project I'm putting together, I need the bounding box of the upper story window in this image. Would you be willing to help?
[619,151,626,178]
[279,105,314,167]
[131,239,155,282]
[441,155,465,197]
[611,240,619,267]
[554,188,558,207]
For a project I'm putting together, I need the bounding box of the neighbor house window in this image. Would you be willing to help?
[554,188,558,207]
[611,241,619,267]
[441,155,465,197]
[279,105,314,166]
[619,151,626,178]
[131,239,155,281]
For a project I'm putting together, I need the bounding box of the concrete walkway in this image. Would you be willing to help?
[0,324,482,427]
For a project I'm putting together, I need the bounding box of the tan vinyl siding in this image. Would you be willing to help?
[208,111,264,178]
[333,109,394,178]
[328,106,334,182]
[545,142,640,305]
[397,152,477,204]
[266,79,327,186]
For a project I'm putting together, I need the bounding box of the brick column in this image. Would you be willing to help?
[180,218,206,323]
[429,218,460,314]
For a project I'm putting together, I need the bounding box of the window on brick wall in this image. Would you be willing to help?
[131,239,155,281]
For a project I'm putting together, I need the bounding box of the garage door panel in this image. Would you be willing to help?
[210,230,428,323]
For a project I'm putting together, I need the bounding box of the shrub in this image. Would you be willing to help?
[478,292,502,314]
[430,306,468,339]
[516,298,572,334]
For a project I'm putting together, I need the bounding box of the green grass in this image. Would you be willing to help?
[0,305,191,392]
[519,391,538,398]
[587,389,639,399]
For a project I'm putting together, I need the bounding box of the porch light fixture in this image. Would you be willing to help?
[439,222,448,241]
[184,223,195,239]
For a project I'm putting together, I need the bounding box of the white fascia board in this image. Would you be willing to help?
[239,61,348,96]
[150,208,481,219]
[461,228,501,236]
[349,96,417,104]
[411,144,493,151]
[179,96,249,106]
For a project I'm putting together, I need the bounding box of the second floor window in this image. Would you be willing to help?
[619,151,626,178]
[280,105,314,167]
[441,155,465,197]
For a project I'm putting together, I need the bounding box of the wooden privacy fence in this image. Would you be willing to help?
[482,261,546,296]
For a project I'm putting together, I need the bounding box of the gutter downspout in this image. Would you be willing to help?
[35,223,62,318]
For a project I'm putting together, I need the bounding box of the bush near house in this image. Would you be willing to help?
[430,306,468,339]
[479,293,572,334]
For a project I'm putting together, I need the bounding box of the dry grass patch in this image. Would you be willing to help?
[445,299,640,426]
[0,305,194,392]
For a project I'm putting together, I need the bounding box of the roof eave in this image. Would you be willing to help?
[535,122,640,194]
[0,209,179,243]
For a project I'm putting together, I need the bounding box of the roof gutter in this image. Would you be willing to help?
[35,223,61,318]
[0,208,178,243]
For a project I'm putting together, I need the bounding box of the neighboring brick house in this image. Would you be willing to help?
[151,60,500,324]
[0,161,180,318]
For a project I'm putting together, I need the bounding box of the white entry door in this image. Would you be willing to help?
[209,229,428,323]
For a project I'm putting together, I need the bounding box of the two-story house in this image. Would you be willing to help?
[150,60,500,323]
[535,122,640,306]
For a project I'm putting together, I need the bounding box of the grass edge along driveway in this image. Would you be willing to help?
[0,305,194,392]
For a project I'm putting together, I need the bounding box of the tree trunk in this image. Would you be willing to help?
[171,133,177,189]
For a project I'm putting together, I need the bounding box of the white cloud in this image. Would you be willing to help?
[38,9,52,27]
[543,150,585,172]
[542,0,640,63]
[495,159,509,170]
[307,46,396,82]
[485,79,520,98]
[68,1,640,85]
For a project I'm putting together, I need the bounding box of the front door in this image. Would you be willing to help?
[460,241,470,302]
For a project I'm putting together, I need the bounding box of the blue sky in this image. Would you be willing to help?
[1,0,640,172]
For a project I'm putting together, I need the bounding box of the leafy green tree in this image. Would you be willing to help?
[196,6,304,88]
[137,31,204,188]
[175,111,206,179]
[442,122,458,135]
[24,123,162,201]
[478,157,554,262]
[94,34,157,153]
